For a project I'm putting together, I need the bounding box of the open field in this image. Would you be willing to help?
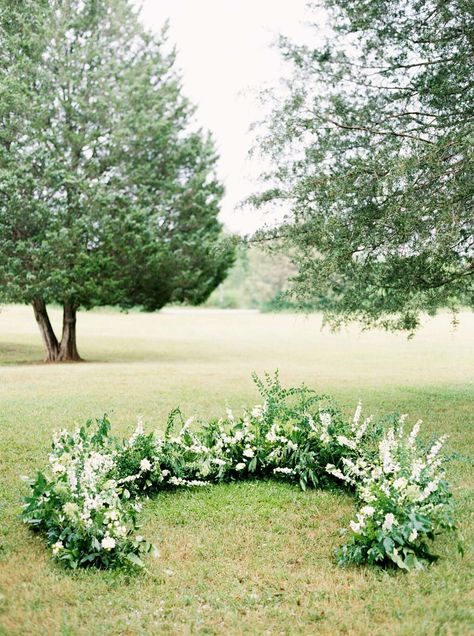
[0,304,473,635]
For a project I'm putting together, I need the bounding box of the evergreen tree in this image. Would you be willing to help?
[0,0,234,360]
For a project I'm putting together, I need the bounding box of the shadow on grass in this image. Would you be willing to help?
[0,342,46,366]
[0,340,226,367]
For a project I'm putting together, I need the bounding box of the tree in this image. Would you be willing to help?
[0,0,234,361]
[251,0,474,331]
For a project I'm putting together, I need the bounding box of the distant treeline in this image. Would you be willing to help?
[205,245,328,312]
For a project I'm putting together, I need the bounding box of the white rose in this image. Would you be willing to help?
[235,462,246,471]
[243,447,254,458]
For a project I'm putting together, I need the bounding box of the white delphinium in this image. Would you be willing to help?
[318,412,332,444]
[355,416,372,441]
[397,414,408,438]
[407,420,422,447]
[427,435,448,465]
[337,435,357,450]
[128,417,144,445]
[379,430,400,474]
[251,405,263,419]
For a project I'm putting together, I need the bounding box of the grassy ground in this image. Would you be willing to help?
[0,304,473,635]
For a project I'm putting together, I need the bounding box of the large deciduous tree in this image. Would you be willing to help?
[252,0,474,331]
[0,0,234,361]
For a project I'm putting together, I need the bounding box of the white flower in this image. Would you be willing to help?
[360,506,375,516]
[235,462,246,471]
[352,400,362,428]
[63,502,79,518]
[251,405,263,418]
[101,536,116,551]
[319,412,332,428]
[273,467,295,475]
[226,408,234,421]
[52,541,63,555]
[320,432,331,444]
[408,420,421,446]
[129,417,144,444]
[382,513,397,533]
[337,436,357,450]
[135,535,144,542]
[350,520,362,534]
[140,458,152,472]
[287,440,298,451]
[161,469,170,477]
[409,529,418,542]
[393,477,407,491]
[243,447,254,458]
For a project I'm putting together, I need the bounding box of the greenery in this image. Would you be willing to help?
[23,373,455,573]
[251,0,474,332]
[205,244,333,311]
[0,305,472,634]
[0,0,234,361]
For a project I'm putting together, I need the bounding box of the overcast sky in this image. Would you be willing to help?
[137,0,320,235]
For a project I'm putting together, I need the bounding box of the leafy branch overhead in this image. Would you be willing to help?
[251,0,474,331]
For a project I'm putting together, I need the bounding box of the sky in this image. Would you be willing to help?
[137,0,320,235]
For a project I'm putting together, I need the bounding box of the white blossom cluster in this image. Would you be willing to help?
[23,376,455,573]
[326,415,454,570]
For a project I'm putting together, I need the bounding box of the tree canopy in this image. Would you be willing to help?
[0,0,234,360]
[252,0,474,331]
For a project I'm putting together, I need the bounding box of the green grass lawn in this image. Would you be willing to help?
[0,304,473,635]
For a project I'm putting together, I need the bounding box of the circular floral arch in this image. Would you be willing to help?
[23,374,454,573]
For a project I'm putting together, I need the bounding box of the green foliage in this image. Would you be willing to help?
[23,373,455,572]
[252,0,474,331]
[0,0,234,313]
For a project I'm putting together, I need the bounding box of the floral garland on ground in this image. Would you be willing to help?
[22,373,455,572]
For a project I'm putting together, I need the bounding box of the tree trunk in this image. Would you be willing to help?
[32,298,59,362]
[58,301,82,362]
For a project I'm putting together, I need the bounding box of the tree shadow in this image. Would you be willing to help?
[0,342,47,365]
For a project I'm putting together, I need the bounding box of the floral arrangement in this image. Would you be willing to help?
[22,373,455,572]
[327,417,455,570]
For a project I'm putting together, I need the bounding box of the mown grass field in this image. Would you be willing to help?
[0,304,473,635]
